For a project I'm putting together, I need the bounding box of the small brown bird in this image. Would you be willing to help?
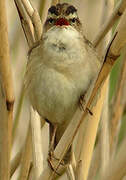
[25,3,100,163]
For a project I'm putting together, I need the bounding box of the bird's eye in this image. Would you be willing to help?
[71,18,76,23]
[48,18,54,24]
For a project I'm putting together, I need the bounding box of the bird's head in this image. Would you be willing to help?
[43,3,82,33]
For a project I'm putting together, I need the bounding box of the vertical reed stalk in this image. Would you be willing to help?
[0,0,14,179]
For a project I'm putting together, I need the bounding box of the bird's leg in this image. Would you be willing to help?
[49,123,57,158]
[79,94,93,115]
[48,123,63,174]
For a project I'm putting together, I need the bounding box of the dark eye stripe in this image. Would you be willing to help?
[47,18,54,24]
[66,6,77,15]
[48,6,59,16]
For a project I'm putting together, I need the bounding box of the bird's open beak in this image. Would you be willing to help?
[55,18,69,26]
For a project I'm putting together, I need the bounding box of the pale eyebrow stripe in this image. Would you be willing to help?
[66,13,78,19]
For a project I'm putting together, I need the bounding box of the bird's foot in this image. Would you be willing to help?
[79,94,85,111]
[48,150,65,176]
[79,94,93,116]
[48,148,65,165]
[86,108,93,116]
[48,146,54,161]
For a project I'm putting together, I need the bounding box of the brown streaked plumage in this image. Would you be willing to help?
[48,3,77,16]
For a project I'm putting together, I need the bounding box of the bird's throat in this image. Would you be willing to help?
[43,26,81,53]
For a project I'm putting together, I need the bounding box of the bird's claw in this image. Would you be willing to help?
[79,94,85,111]
[79,95,93,116]
[48,151,64,176]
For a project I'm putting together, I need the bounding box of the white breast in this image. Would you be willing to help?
[25,26,97,125]
[43,26,86,64]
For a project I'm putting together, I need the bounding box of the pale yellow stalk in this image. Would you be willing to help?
[87,143,100,180]
[39,0,46,20]
[76,1,112,179]
[0,80,10,180]
[18,125,32,180]
[97,0,113,175]
[21,0,42,41]
[99,80,110,175]
[12,85,25,144]
[93,0,126,47]
[14,0,42,45]
[39,0,50,25]
[10,150,22,177]
[101,138,126,180]
[75,160,83,180]
[110,46,126,156]
[78,79,108,180]
[0,0,14,179]
[30,107,43,179]
[14,0,35,47]
[66,164,75,180]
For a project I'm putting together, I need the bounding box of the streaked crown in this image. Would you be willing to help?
[44,3,82,32]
